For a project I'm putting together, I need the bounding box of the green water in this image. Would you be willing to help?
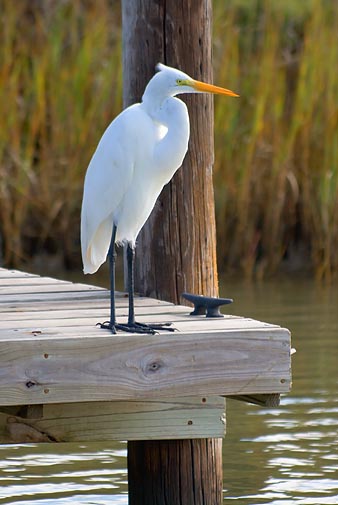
[220,278,338,504]
[0,277,337,504]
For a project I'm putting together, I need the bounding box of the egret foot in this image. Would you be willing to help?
[96,321,117,334]
[97,321,176,335]
[116,321,176,334]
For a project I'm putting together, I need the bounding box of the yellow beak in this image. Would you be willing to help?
[192,79,239,97]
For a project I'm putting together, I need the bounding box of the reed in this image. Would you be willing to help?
[213,0,338,279]
[0,0,122,267]
[0,0,337,279]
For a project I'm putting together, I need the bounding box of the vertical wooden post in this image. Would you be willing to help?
[128,439,223,505]
[122,0,219,303]
[122,1,223,504]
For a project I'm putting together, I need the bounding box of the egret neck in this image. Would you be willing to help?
[142,95,190,182]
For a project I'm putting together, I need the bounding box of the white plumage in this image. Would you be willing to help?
[80,63,238,333]
[81,64,191,273]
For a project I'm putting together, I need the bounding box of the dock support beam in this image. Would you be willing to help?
[128,439,223,505]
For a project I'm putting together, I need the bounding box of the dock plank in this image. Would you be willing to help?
[0,304,189,321]
[0,326,290,406]
[0,283,106,295]
[0,290,111,304]
[0,291,175,307]
[0,396,226,443]
[0,277,74,286]
[0,315,277,332]
[0,268,39,278]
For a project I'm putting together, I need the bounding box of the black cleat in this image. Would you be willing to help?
[182,292,233,318]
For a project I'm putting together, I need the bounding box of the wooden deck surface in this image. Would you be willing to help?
[0,268,291,407]
[0,268,292,442]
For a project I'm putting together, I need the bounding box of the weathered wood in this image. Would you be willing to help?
[0,284,105,295]
[0,276,75,286]
[0,267,292,505]
[0,396,225,443]
[0,313,279,330]
[0,268,291,409]
[0,304,188,322]
[128,438,223,505]
[0,268,39,278]
[0,326,291,406]
[0,294,172,312]
[0,290,109,304]
[122,0,218,304]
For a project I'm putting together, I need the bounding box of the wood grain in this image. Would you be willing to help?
[0,396,225,443]
[0,326,290,406]
[0,267,291,410]
[128,438,223,505]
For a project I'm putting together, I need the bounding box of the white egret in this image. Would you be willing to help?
[81,63,238,334]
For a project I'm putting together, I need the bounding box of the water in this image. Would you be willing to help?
[1,276,337,504]
[220,278,338,504]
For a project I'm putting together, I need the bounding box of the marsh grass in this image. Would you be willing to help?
[0,0,122,267]
[0,0,337,279]
[213,0,338,279]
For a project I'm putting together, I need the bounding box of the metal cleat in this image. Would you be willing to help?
[182,292,233,318]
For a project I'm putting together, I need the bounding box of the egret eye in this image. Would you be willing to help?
[176,79,184,86]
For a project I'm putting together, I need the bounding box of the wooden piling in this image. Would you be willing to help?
[122,0,218,303]
[128,439,223,505]
[122,1,223,502]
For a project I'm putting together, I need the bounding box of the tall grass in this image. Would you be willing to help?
[0,0,122,267]
[213,0,338,279]
[0,0,337,279]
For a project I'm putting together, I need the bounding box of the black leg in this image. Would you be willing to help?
[116,243,176,334]
[97,224,118,334]
[126,243,135,326]
[109,225,118,330]
[99,236,176,335]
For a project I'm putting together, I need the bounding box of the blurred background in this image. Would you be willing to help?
[1,2,338,504]
[1,0,337,282]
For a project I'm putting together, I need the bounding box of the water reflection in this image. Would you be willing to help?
[221,277,338,504]
[0,277,337,504]
[0,444,128,504]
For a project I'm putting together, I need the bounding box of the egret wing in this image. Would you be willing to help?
[81,108,137,273]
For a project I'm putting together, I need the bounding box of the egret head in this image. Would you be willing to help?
[154,63,239,98]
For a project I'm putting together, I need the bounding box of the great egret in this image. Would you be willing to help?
[81,63,238,334]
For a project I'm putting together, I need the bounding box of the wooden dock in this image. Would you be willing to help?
[0,267,291,444]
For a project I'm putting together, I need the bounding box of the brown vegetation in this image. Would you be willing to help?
[0,1,337,279]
